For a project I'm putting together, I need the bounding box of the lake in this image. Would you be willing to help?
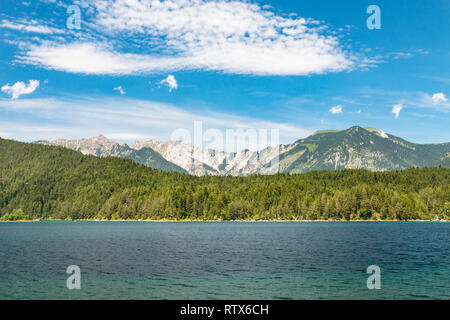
[0,221,449,299]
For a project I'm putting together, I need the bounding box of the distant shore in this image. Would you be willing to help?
[1,218,448,222]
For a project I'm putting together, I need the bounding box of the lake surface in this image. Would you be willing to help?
[0,221,449,299]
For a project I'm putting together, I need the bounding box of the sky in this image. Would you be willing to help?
[0,0,449,150]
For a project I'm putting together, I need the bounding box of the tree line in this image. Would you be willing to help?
[0,138,449,221]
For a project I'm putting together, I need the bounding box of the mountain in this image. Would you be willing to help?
[131,139,228,175]
[271,126,450,173]
[130,139,288,176]
[126,147,187,173]
[431,152,450,168]
[36,126,450,176]
[36,134,133,157]
[37,135,186,173]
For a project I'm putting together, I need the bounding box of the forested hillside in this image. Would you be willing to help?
[1,138,449,221]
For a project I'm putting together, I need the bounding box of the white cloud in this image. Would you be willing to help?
[359,88,450,112]
[431,92,447,104]
[0,19,63,34]
[1,80,40,99]
[16,0,355,76]
[329,105,343,114]
[160,75,178,91]
[392,104,404,119]
[113,85,125,95]
[418,92,450,111]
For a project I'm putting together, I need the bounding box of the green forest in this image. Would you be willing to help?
[0,138,449,221]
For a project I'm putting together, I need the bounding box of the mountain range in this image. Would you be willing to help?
[35,126,450,175]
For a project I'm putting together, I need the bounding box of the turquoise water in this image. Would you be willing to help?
[0,221,449,299]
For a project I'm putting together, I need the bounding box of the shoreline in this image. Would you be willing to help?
[1,218,448,223]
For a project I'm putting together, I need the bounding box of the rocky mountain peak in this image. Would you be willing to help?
[87,134,117,145]
[34,126,450,175]
[364,127,389,138]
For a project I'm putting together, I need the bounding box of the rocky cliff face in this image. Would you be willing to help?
[37,135,186,173]
[38,134,133,157]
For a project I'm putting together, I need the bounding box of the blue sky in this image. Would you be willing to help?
[0,0,449,148]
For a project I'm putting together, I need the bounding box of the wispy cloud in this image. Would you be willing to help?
[0,96,312,147]
[103,132,151,141]
[329,105,343,114]
[0,19,63,34]
[359,88,450,112]
[113,86,125,95]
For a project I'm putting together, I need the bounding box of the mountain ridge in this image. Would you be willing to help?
[36,135,187,173]
[35,126,450,175]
